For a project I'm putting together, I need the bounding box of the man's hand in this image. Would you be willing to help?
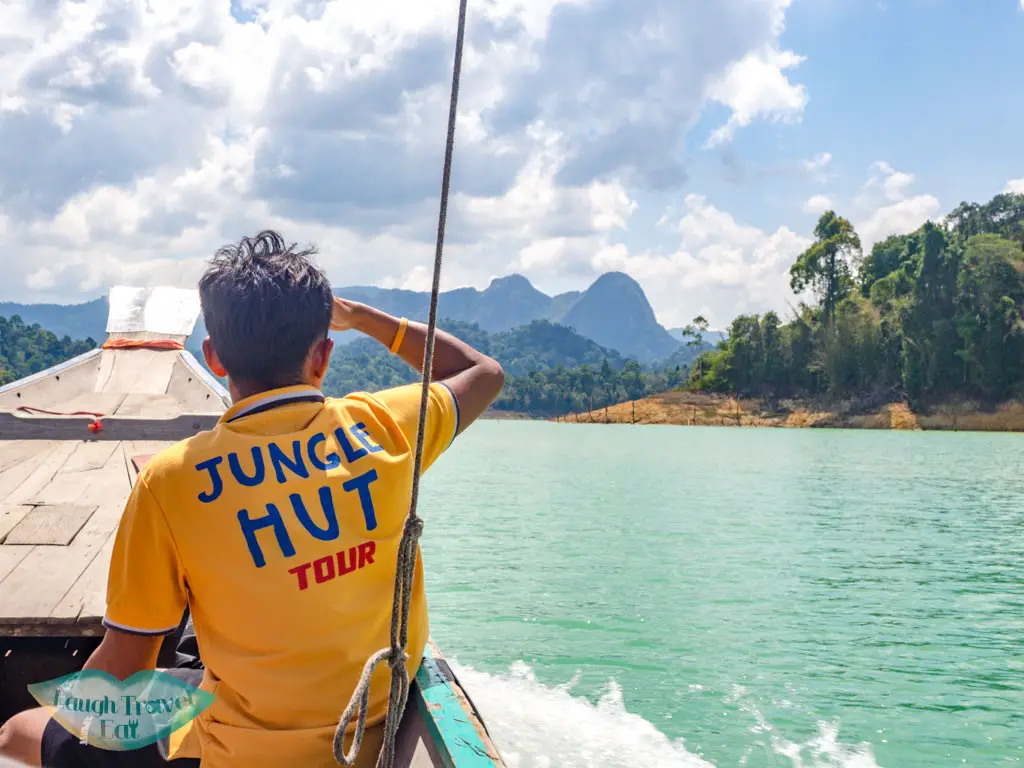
[330,297,360,332]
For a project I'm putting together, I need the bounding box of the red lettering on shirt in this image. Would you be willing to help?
[288,562,313,591]
[357,541,375,567]
[287,540,378,591]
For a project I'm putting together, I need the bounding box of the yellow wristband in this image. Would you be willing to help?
[389,317,409,354]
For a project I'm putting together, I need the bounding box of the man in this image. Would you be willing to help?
[0,231,504,767]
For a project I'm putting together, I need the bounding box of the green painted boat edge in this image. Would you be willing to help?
[411,640,503,767]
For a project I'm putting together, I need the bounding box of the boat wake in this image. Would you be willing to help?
[449,662,881,768]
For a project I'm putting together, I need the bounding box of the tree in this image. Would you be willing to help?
[682,315,709,381]
[621,360,646,402]
[790,211,862,327]
[859,233,909,296]
[0,315,95,386]
[954,234,1024,401]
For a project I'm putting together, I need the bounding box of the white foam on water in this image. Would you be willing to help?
[448,662,883,768]
[770,722,881,768]
[449,660,715,768]
[729,685,882,768]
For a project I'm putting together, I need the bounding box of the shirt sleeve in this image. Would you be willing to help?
[369,382,460,473]
[103,476,187,636]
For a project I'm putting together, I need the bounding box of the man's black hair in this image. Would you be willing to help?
[199,230,333,391]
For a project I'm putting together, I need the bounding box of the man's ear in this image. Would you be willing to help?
[311,337,334,381]
[202,337,228,378]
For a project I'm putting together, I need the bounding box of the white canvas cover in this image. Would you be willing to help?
[106,286,201,337]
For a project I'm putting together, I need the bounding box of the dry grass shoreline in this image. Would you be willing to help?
[526,391,1024,432]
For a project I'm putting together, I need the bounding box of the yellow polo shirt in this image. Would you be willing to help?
[103,382,459,767]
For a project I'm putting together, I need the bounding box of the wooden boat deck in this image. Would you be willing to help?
[0,437,180,636]
[0,287,230,638]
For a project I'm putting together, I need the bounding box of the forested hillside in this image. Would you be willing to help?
[694,192,1024,408]
[323,318,629,393]
[0,315,96,386]
[322,318,686,416]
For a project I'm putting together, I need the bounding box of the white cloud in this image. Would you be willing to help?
[704,46,808,148]
[0,0,809,330]
[803,194,833,215]
[865,161,916,202]
[593,194,812,329]
[1005,178,1024,194]
[803,152,832,182]
[857,195,942,250]
[850,161,941,250]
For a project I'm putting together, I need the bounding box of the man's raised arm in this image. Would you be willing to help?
[331,299,504,434]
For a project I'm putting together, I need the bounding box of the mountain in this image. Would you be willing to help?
[335,272,678,361]
[0,272,683,363]
[550,272,679,362]
[337,274,551,335]
[0,298,108,345]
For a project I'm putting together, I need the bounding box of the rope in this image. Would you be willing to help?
[101,339,185,350]
[16,406,105,433]
[333,0,468,765]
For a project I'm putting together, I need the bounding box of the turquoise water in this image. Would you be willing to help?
[418,422,1024,767]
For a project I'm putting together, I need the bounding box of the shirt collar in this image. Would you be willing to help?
[219,385,326,425]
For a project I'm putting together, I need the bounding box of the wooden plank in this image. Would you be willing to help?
[97,349,177,395]
[59,441,121,474]
[113,393,182,419]
[0,349,102,410]
[0,446,133,633]
[77,444,133,508]
[53,528,117,624]
[58,392,128,416]
[127,441,172,459]
[0,443,58,500]
[0,500,125,632]
[166,354,230,414]
[0,413,220,441]
[0,505,32,542]
[1,441,78,505]
[0,441,50,475]
[29,442,121,505]
[53,442,170,624]
[394,702,445,768]
[412,642,505,767]
[4,505,97,545]
[132,455,155,474]
[94,350,116,394]
[0,545,31,583]
[123,441,172,485]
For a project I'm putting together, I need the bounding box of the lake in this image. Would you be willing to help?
[417,422,1023,767]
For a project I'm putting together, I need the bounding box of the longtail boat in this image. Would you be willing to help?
[0,286,503,767]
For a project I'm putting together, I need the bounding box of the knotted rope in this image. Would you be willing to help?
[332,0,469,766]
[16,406,105,433]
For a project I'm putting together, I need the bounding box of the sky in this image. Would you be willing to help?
[1,0,1022,331]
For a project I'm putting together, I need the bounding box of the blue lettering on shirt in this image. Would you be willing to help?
[193,429,387,567]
